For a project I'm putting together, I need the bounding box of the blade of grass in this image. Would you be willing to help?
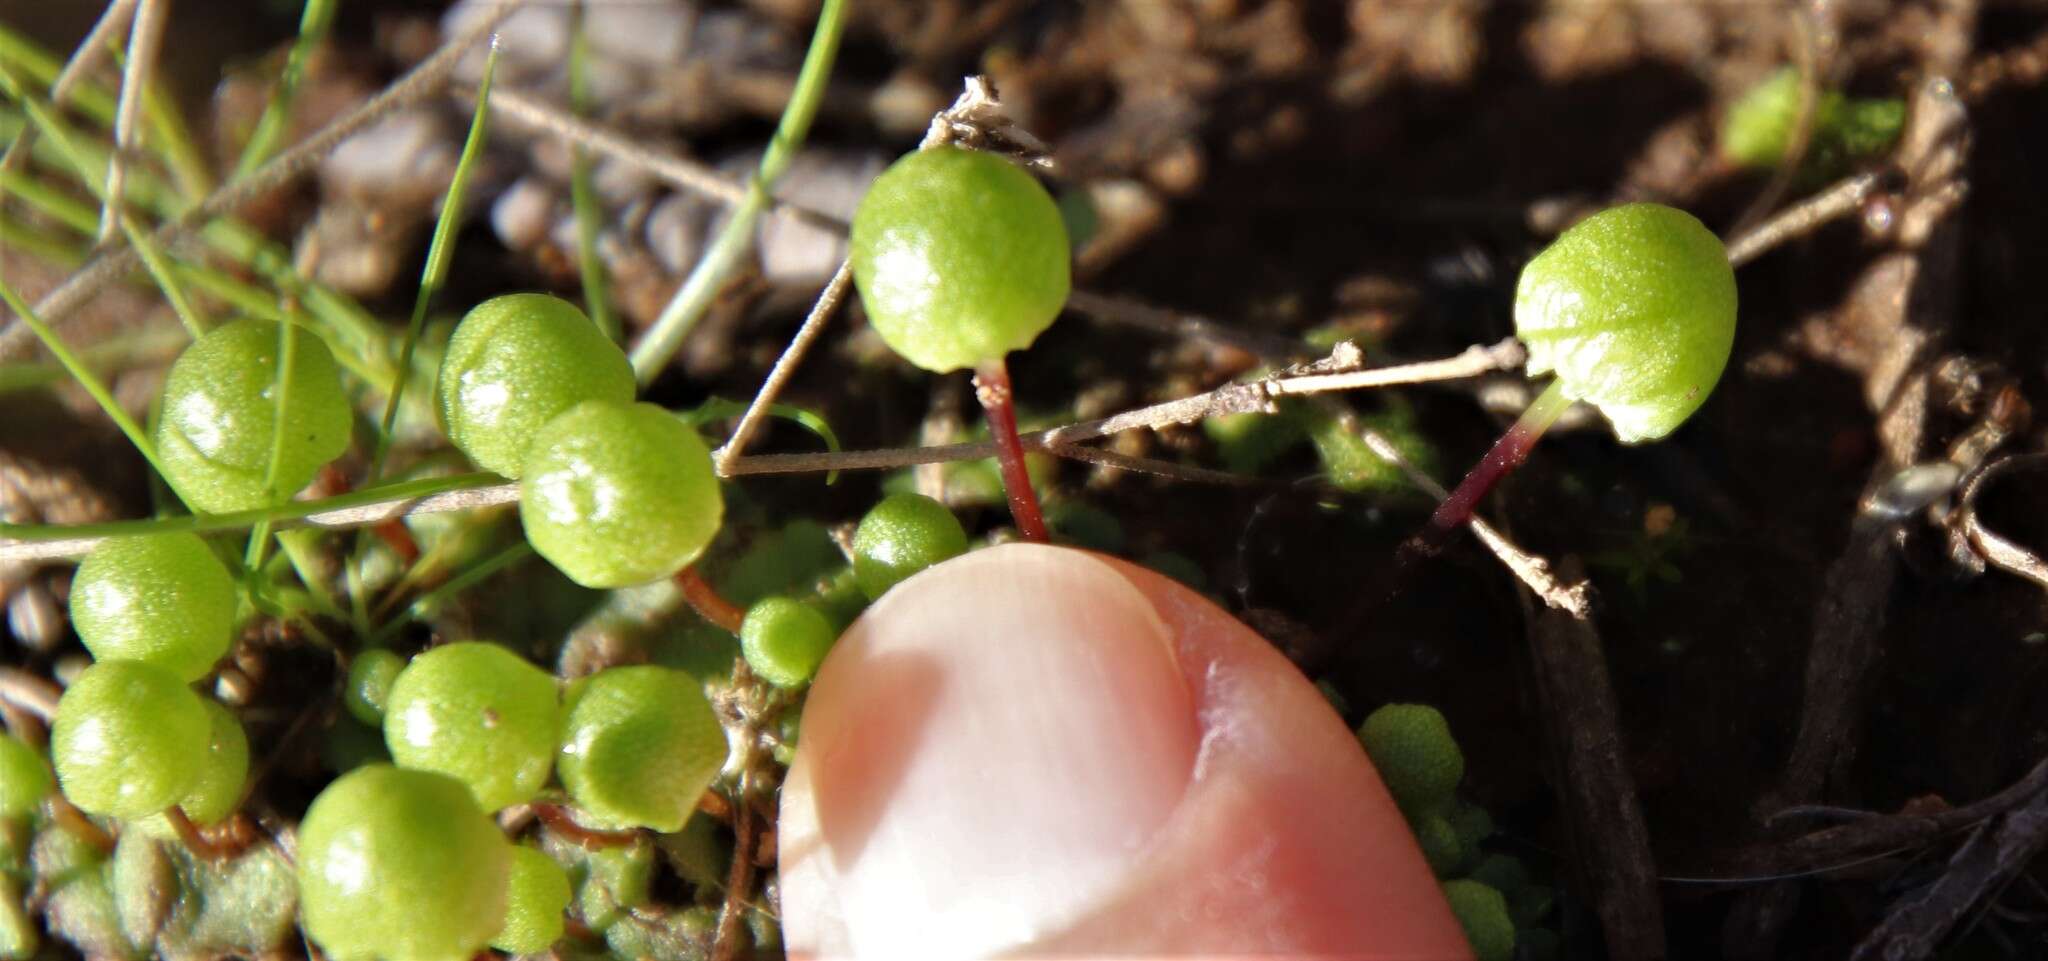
[99,0,170,243]
[245,319,304,572]
[0,0,134,185]
[567,2,614,341]
[627,0,846,381]
[351,40,500,632]
[117,215,206,337]
[233,0,341,178]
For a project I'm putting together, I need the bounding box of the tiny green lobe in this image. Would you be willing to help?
[344,649,406,727]
[1357,703,1465,815]
[519,400,724,589]
[437,293,634,479]
[1441,879,1516,961]
[381,642,560,812]
[850,146,1071,373]
[1514,203,1736,443]
[557,666,728,833]
[851,492,969,599]
[51,660,210,819]
[297,765,510,961]
[70,531,236,682]
[154,318,352,513]
[740,596,837,689]
[177,699,249,826]
[492,846,571,955]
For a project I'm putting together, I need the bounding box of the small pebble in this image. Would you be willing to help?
[646,192,712,275]
[584,0,694,66]
[752,150,885,286]
[443,1,570,79]
[492,177,560,252]
[6,583,63,652]
[322,109,456,206]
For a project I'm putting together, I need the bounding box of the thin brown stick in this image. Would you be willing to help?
[0,0,526,359]
[97,0,168,245]
[533,802,641,850]
[713,260,853,473]
[0,0,139,185]
[1724,172,1884,268]
[1044,441,1260,486]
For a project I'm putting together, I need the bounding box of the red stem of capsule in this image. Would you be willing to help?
[675,566,745,634]
[973,358,1049,543]
[1421,380,1574,544]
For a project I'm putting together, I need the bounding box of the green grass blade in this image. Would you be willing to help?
[117,216,206,337]
[567,6,614,341]
[365,41,499,483]
[233,0,341,178]
[627,0,847,381]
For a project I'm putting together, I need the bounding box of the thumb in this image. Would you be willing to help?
[778,542,1472,960]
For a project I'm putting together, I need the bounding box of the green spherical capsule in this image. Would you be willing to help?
[851,492,969,599]
[383,642,560,812]
[0,734,51,819]
[492,846,571,955]
[520,401,724,589]
[154,318,353,513]
[557,666,727,832]
[298,765,511,961]
[1357,703,1465,814]
[850,146,1071,373]
[1441,879,1516,961]
[1413,811,1465,878]
[437,293,635,479]
[70,531,235,682]
[51,660,209,818]
[344,649,406,726]
[1514,203,1736,443]
[177,699,248,826]
[739,597,836,689]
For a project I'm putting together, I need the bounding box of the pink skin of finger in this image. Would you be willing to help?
[779,542,1474,961]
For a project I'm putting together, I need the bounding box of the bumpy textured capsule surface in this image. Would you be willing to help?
[850,492,969,599]
[557,666,727,832]
[382,642,560,811]
[298,765,511,961]
[51,660,210,818]
[492,846,572,954]
[849,146,1071,373]
[178,699,250,825]
[1357,703,1465,815]
[70,532,236,682]
[437,293,635,478]
[1514,203,1736,443]
[155,318,353,512]
[740,597,836,689]
[519,400,724,588]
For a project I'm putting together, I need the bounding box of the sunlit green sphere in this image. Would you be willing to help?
[851,492,969,599]
[344,649,405,727]
[297,765,511,961]
[492,846,572,954]
[519,401,724,589]
[849,146,1071,373]
[69,531,236,681]
[1357,703,1465,815]
[382,642,560,811]
[557,666,727,832]
[155,318,353,512]
[1514,203,1736,444]
[50,660,210,818]
[437,293,635,478]
[177,699,249,825]
[740,597,836,689]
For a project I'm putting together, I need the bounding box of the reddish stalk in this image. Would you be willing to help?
[164,804,256,861]
[533,802,640,849]
[972,357,1048,542]
[675,566,745,633]
[1421,380,1574,545]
